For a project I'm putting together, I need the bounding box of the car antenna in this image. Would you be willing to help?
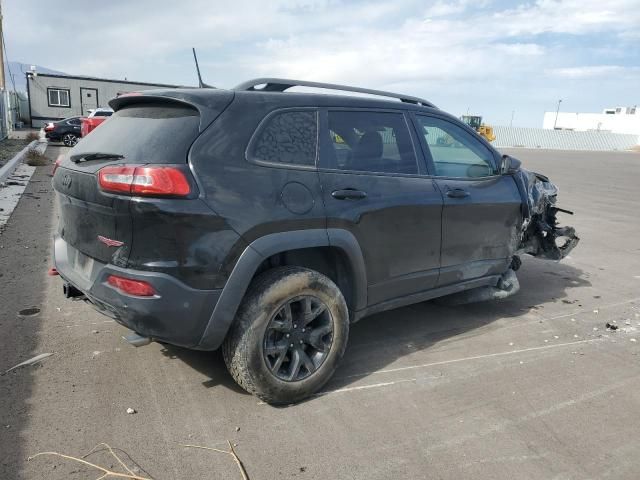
[192,48,214,88]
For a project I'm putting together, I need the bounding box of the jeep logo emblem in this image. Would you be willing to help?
[62,174,72,188]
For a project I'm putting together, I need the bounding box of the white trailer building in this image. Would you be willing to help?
[26,72,184,127]
[543,106,640,135]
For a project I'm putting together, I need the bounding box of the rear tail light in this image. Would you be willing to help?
[107,275,156,297]
[98,165,192,197]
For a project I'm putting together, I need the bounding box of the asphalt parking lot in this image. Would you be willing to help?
[1,146,639,479]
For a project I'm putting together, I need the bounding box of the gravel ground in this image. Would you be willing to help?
[0,139,29,169]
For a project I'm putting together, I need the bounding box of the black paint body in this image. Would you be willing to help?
[52,86,525,350]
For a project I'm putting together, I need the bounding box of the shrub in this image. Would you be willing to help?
[25,132,40,142]
[25,149,49,166]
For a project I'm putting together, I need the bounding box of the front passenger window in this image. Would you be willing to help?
[326,111,417,175]
[416,116,496,178]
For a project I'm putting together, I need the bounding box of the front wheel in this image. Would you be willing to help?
[223,266,349,404]
[62,133,78,147]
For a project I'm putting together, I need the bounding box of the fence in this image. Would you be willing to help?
[493,126,639,151]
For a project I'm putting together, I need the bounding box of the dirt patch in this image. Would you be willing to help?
[0,139,29,169]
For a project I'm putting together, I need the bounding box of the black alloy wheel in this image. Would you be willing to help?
[263,295,333,382]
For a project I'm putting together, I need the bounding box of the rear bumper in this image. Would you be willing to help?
[53,235,222,349]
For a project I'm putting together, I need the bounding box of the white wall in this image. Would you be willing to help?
[543,111,640,135]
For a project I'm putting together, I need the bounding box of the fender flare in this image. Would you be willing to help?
[195,228,367,350]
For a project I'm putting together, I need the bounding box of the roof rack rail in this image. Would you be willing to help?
[234,78,436,108]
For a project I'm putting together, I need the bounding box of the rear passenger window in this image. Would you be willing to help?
[251,110,318,166]
[324,111,417,174]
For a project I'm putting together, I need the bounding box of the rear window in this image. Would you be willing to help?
[250,110,318,166]
[72,104,200,164]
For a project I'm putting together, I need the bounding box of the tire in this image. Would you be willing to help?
[62,133,78,147]
[223,266,349,404]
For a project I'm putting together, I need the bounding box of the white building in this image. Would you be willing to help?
[543,106,640,135]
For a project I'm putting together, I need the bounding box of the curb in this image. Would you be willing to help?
[0,140,47,186]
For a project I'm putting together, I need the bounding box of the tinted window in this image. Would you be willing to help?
[325,111,417,174]
[69,104,200,164]
[252,110,317,166]
[416,116,496,178]
[94,111,113,117]
[66,118,81,126]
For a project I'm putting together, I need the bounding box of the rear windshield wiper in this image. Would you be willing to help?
[70,152,125,163]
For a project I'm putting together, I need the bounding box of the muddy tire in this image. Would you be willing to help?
[222,266,349,404]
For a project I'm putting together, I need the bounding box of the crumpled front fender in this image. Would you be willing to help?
[512,167,580,260]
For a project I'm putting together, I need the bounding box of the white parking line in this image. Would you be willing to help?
[340,338,602,380]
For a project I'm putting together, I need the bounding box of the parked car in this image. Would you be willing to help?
[80,107,114,137]
[52,79,579,404]
[44,116,82,147]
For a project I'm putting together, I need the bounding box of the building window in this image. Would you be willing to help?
[47,88,71,107]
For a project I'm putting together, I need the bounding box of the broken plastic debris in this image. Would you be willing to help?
[631,338,637,343]
[593,309,599,314]
[553,335,559,339]
[606,323,619,331]
[126,408,136,414]
[3,353,54,374]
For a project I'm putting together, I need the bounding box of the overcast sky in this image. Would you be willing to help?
[4,0,639,126]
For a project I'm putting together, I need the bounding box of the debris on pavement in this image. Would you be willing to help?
[182,441,250,480]
[29,442,152,480]
[3,353,54,375]
[126,408,137,415]
[606,323,619,331]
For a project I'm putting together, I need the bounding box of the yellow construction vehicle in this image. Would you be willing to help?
[460,115,495,142]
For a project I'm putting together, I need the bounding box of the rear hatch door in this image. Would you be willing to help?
[53,91,233,267]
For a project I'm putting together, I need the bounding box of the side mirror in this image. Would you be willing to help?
[501,155,521,174]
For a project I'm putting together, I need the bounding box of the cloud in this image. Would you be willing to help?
[547,65,639,78]
[3,0,639,126]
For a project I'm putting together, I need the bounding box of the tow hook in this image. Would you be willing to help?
[63,282,85,299]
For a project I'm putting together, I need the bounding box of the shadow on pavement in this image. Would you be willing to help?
[163,256,590,401]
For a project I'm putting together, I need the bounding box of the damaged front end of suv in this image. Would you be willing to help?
[513,166,580,261]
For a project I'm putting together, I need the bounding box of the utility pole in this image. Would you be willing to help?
[0,0,5,91]
[553,99,562,129]
[0,0,8,138]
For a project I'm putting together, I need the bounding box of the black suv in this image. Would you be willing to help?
[52,79,578,403]
[45,116,82,146]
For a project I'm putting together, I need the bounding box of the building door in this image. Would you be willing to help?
[80,88,99,115]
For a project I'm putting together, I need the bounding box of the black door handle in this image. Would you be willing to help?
[331,189,367,200]
[446,188,470,198]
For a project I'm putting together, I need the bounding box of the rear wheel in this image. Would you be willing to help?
[62,133,78,147]
[223,266,349,404]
